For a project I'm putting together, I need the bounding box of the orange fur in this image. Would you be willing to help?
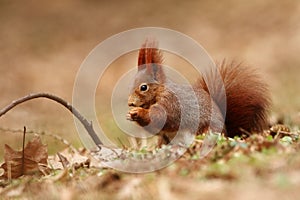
[196,60,270,136]
[128,40,270,142]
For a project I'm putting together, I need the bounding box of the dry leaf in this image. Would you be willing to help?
[48,148,90,170]
[0,136,48,179]
[57,152,70,169]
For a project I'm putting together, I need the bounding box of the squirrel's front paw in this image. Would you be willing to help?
[126,107,146,121]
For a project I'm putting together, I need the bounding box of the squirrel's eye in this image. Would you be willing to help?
[140,84,148,91]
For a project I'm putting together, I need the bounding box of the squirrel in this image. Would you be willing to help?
[126,40,270,144]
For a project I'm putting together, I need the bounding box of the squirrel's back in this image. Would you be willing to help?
[196,60,270,137]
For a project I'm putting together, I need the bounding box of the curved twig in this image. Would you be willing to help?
[0,93,102,146]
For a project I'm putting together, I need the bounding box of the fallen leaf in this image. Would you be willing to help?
[48,147,90,170]
[57,152,70,169]
[0,135,48,179]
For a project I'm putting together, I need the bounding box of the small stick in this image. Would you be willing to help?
[0,93,102,146]
[22,126,26,175]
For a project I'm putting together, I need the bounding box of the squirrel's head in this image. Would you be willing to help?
[128,40,166,109]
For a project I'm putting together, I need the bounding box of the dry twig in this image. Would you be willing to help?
[0,93,102,146]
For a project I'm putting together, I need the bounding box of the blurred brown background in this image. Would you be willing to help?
[0,0,299,155]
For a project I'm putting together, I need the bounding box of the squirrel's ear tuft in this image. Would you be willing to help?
[137,39,165,82]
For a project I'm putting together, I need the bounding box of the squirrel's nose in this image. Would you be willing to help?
[128,98,136,107]
[128,102,136,107]
[128,95,137,107]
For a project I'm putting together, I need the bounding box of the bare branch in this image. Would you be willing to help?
[0,93,102,146]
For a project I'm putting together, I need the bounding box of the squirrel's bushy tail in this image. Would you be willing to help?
[197,60,270,137]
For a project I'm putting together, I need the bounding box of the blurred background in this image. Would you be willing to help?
[0,0,299,156]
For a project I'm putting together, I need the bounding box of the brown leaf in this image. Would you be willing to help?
[57,152,70,169]
[0,136,48,179]
[23,136,48,164]
[48,147,90,170]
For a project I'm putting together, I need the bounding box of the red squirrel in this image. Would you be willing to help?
[126,40,270,144]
